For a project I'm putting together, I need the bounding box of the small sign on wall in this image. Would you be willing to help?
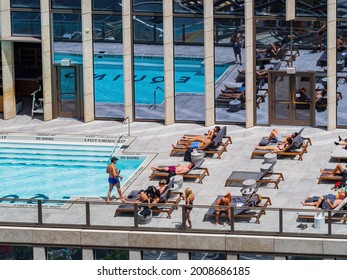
[61,58,71,67]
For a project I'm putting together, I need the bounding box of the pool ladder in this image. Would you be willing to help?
[149,86,164,109]
[109,117,131,160]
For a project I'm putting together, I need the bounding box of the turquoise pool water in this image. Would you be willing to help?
[54,53,230,104]
[0,141,145,204]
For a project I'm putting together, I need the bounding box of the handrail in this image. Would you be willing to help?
[123,117,130,136]
[152,86,164,109]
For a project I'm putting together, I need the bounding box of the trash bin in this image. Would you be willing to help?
[241,179,257,196]
[228,99,241,112]
[260,163,273,173]
[264,153,277,164]
[171,175,184,189]
[137,207,152,224]
[314,212,325,229]
[191,150,205,163]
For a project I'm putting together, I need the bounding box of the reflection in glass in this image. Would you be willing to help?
[11,0,40,8]
[93,15,124,119]
[338,0,347,18]
[59,66,76,113]
[92,0,122,11]
[239,254,274,260]
[52,13,82,42]
[95,249,129,260]
[51,0,81,9]
[214,18,245,124]
[287,255,323,260]
[133,0,163,12]
[296,0,327,17]
[337,23,347,126]
[133,16,164,120]
[142,250,177,260]
[254,0,285,17]
[47,247,82,260]
[174,17,204,121]
[190,251,227,260]
[174,0,203,14]
[0,245,33,260]
[214,0,244,15]
[11,12,41,37]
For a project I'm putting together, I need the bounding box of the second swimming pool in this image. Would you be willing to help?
[0,140,146,204]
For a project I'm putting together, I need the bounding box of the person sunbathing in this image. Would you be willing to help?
[320,164,347,177]
[120,189,151,204]
[254,137,293,152]
[181,126,220,142]
[223,83,245,93]
[218,91,245,100]
[151,162,195,175]
[268,128,298,143]
[237,66,273,77]
[214,193,232,226]
[301,192,346,210]
[334,136,347,146]
[299,86,327,102]
[173,136,212,150]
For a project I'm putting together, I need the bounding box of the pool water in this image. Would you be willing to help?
[0,142,145,203]
[54,53,230,104]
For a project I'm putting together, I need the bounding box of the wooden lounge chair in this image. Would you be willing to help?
[149,159,209,184]
[114,181,183,219]
[203,194,272,224]
[224,170,284,189]
[297,196,347,222]
[317,168,343,184]
[330,145,347,162]
[170,126,231,159]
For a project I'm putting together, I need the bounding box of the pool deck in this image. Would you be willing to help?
[0,112,346,235]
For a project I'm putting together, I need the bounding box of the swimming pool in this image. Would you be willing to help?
[0,141,146,204]
[54,52,231,104]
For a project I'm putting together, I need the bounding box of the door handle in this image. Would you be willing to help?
[279,101,290,104]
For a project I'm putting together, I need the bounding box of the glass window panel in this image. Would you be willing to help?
[92,0,122,11]
[254,0,285,16]
[190,251,227,260]
[337,23,347,126]
[133,16,164,120]
[174,0,203,14]
[142,250,177,260]
[52,13,82,42]
[47,247,82,260]
[296,0,327,18]
[11,12,41,37]
[214,0,244,16]
[93,15,124,119]
[133,0,163,12]
[95,249,129,260]
[239,254,275,260]
[11,0,40,8]
[0,245,33,260]
[214,18,245,124]
[174,17,204,121]
[51,0,81,10]
[287,255,323,260]
[338,0,347,18]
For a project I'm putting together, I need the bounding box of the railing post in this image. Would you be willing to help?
[134,204,138,228]
[38,200,43,226]
[279,209,283,234]
[328,211,332,236]
[230,207,234,232]
[85,202,90,228]
[181,205,187,231]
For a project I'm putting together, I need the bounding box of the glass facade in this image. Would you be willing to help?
[133,0,163,12]
[11,0,40,8]
[51,0,81,10]
[142,250,177,260]
[11,12,41,37]
[92,0,122,11]
[94,249,129,260]
[47,247,82,260]
[0,245,33,260]
[337,21,347,126]
[214,0,244,16]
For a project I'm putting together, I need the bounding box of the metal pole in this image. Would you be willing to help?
[154,89,157,109]
[86,202,90,228]
[38,200,43,226]
[290,20,293,67]
[279,208,283,234]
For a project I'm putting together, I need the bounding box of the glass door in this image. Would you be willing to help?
[268,71,315,126]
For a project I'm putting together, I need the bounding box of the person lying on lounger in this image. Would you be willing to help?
[267,128,298,143]
[237,66,274,77]
[120,189,152,204]
[151,162,195,175]
[222,83,245,94]
[181,126,220,142]
[254,137,293,152]
[301,192,346,210]
[334,136,347,146]
[214,193,232,226]
[173,136,212,150]
[320,164,347,177]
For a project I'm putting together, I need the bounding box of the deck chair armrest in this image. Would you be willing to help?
[261,196,272,206]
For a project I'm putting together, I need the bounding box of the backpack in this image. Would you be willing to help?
[332,176,347,191]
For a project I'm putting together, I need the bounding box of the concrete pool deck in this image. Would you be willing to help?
[0,111,346,235]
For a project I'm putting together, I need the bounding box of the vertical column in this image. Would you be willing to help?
[40,0,53,121]
[129,249,141,260]
[204,0,215,127]
[163,0,174,125]
[33,246,46,260]
[82,248,94,260]
[81,0,94,122]
[327,1,337,131]
[123,0,134,122]
[244,0,255,128]
[1,0,16,120]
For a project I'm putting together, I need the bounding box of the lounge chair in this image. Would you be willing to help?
[203,194,272,224]
[297,196,347,222]
[224,169,284,189]
[330,145,347,162]
[170,126,231,159]
[114,180,182,219]
[149,159,209,184]
[250,128,312,161]
[317,168,344,184]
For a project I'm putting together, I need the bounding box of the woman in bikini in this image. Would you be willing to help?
[181,126,220,142]
[254,137,293,152]
[180,188,195,229]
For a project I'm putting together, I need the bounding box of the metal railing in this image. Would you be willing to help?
[0,197,347,239]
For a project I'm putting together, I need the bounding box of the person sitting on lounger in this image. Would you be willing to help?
[299,86,327,102]
[301,192,346,210]
[214,193,232,226]
[151,162,195,175]
[254,137,293,152]
[181,126,220,142]
[320,164,347,177]
[267,128,298,143]
[334,136,347,146]
[120,189,152,204]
